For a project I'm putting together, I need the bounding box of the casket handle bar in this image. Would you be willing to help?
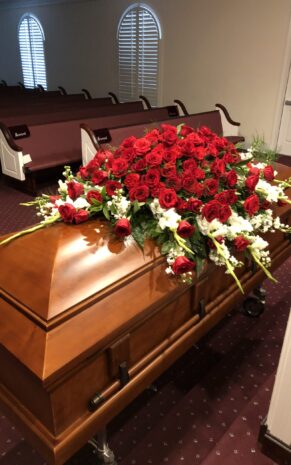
[199,299,206,319]
[88,392,104,412]
[119,361,130,387]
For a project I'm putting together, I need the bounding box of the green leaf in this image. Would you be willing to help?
[131,224,144,249]
[161,240,175,255]
[102,205,110,220]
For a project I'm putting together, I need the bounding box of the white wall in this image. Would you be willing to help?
[0,0,291,146]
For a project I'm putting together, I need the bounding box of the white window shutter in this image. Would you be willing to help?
[18,14,47,90]
[118,5,161,106]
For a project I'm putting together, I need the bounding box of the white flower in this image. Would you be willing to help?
[255,179,284,202]
[149,199,166,217]
[158,209,181,230]
[227,211,253,236]
[58,180,68,194]
[197,216,227,236]
[73,197,90,209]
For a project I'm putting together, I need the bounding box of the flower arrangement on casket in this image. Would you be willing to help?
[1,124,290,292]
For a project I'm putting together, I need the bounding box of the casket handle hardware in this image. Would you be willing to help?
[88,392,104,412]
[119,361,130,387]
[199,299,206,319]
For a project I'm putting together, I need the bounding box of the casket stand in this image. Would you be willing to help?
[0,163,290,465]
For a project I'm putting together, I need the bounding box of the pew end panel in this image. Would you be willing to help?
[0,123,31,181]
[215,103,244,142]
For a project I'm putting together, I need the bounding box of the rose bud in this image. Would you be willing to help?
[233,236,250,252]
[177,221,195,238]
[58,203,76,223]
[114,218,131,238]
[172,256,195,275]
[86,190,103,204]
[243,194,260,216]
[263,165,275,181]
[67,181,84,200]
[74,209,89,224]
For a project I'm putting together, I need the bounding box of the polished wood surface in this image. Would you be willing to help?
[0,163,290,465]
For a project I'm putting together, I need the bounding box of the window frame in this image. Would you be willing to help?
[18,13,47,90]
[117,3,162,106]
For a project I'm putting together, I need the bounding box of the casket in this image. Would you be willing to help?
[0,163,290,465]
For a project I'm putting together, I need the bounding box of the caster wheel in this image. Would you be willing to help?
[242,297,265,318]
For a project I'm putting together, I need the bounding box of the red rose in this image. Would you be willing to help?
[166,175,182,191]
[177,221,195,238]
[194,168,205,180]
[86,190,103,204]
[161,163,177,178]
[179,138,196,157]
[187,198,202,213]
[134,137,151,155]
[222,152,236,164]
[233,236,250,252]
[182,159,197,172]
[176,197,188,212]
[218,203,232,223]
[263,165,275,181]
[111,158,128,177]
[160,124,178,146]
[180,125,194,137]
[248,165,260,176]
[146,151,163,167]
[92,170,108,185]
[215,190,237,205]
[49,195,61,203]
[163,147,179,163]
[145,129,160,144]
[201,200,220,222]
[86,158,100,174]
[192,181,204,198]
[114,218,131,237]
[106,180,122,196]
[181,173,195,192]
[158,188,177,208]
[132,158,147,172]
[58,203,76,223]
[204,178,219,196]
[145,168,160,188]
[95,149,112,165]
[226,169,238,187]
[243,194,260,216]
[67,181,84,200]
[130,184,150,202]
[124,173,140,189]
[78,166,89,180]
[121,136,137,148]
[151,182,166,198]
[211,158,226,177]
[74,209,89,224]
[172,256,195,275]
[193,146,207,160]
[245,174,259,191]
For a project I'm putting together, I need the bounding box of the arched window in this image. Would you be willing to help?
[118,4,161,106]
[18,14,47,89]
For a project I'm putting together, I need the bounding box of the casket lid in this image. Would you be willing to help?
[0,219,182,382]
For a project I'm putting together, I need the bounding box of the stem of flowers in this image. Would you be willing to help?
[0,214,60,246]
[247,247,278,283]
[273,178,291,188]
[209,234,244,294]
[278,196,291,205]
[172,229,195,257]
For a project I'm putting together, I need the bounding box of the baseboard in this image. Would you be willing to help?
[258,418,291,465]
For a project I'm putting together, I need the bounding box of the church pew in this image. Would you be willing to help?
[83,105,244,158]
[0,101,145,131]
[0,106,173,186]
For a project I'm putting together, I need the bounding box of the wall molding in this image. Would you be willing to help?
[259,418,291,465]
[0,0,96,11]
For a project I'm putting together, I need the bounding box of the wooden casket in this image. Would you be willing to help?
[0,163,290,465]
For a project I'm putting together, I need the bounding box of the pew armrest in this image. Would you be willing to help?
[0,123,31,181]
[215,103,243,138]
[81,123,100,165]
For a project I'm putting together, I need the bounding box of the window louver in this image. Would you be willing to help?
[118,5,161,106]
[18,14,47,90]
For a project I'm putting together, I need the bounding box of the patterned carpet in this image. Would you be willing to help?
[0,175,290,465]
